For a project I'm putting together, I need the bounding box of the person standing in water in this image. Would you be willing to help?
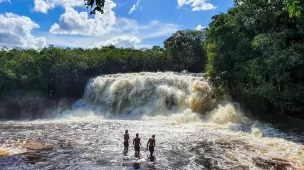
[124,130,130,152]
[133,133,141,157]
[147,135,155,158]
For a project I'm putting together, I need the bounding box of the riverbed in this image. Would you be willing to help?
[0,117,303,169]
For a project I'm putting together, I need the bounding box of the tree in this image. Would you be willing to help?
[285,0,303,17]
[206,0,304,119]
[85,0,106,14]
[164,30,206,72]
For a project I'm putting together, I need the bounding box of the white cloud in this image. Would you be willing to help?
[177,0,216,11]
[41,33,153,49]
[33,0,84,13]
[33,0,52,13]
[129,0,141,14]
[51,0,84,7]
[0,13,47,49]
[0,0,10,3]
[47,16,179,48]
[142,21,179,39]
[94,35,141,48]
[48,0,179,48]
[46,17,179,49]
[114,19,180,39]
[43,34,95,48]
[195,24,205,30]
[49,1,179,37]
[50,0,116,35]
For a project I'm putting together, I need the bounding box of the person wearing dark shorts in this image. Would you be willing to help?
[133,133,141,157]
[124,130,130,151]
[147,135,155,158]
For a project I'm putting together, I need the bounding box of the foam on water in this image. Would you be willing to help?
[209,103,247,124]
[141,109,202,124]
[82,72,215,117]
[57,107,103,122]
[0,143,26,156]
[55,72,249,126]
[1,72,303,169]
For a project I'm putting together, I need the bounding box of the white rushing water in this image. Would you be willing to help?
[0,72,303,169]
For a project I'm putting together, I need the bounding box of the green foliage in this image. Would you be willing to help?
[207,0,304,119]
[0,41,205,99]
[285,0,303,17]
[164,30,207,72]
[85,0,105,14]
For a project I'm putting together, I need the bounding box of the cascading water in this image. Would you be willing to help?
[81,72,215,118]
[0,72,303,170]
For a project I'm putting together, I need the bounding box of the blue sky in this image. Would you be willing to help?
[0,0,233,49]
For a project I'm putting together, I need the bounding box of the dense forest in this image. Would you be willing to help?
[1,0,304,120]
[0,30,206,99]
[205,0,304,119]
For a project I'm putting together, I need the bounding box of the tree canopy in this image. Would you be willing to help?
[0,30,206,99]
[85,0,106,14]
[206,0,304,119]
[164,30,206,72]
[285,0,303,17]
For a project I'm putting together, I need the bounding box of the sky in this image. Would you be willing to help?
[0,0,234,49]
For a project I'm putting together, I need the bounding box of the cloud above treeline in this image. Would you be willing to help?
[0,13,46,49]
[0,0,200,49]
[129,0,141,14]
[177,0,216,11]
[46,0,180,48]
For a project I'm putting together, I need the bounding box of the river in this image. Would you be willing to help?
[0,72,303,169]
